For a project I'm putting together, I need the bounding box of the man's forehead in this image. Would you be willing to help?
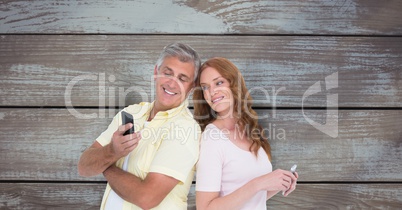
[161,58,195,79]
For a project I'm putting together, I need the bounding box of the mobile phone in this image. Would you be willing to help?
[283,164,298,196]
[121,111,134,136]
[290,164,297,174]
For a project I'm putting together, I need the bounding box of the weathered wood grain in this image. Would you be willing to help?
[1,183,401,209]
[267,184,402,209]
[0,108,111,181]
[1,0,400,209]
[1,0,402,35]
[0,183,106,210]
[1,35,401,107]
[260,109,402,182]
[0,108,401,181]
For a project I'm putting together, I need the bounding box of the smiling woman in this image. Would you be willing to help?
[192,57,294,210]
[199,67,233,117]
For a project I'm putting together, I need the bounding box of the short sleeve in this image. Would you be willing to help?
[96,111,122,146]
[96,103,146,146]
[195,127,224,192]
[149,121,201,183]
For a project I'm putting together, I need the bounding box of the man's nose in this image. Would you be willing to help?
[166,77,177,88]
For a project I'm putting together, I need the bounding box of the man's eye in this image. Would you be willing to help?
[164,72,173,76]
[179,77,188,82]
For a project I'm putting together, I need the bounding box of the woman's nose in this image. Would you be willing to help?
[209,86,217,96]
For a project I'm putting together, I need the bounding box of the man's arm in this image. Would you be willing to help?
[77,123,139,177]
[77,141,112,177]
[103,165,179,209]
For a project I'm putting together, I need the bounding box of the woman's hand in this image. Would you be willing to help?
[283,171,298,197]
[256,169,298,196]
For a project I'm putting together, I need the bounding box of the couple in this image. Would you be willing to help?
[78,43,298,210]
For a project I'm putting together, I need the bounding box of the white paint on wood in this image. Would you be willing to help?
[1,36,401,107]
[1,108,401,181]
[0,0,229,33]
[2,0,401,34]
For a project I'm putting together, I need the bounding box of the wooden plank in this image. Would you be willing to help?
[0,183,105,210]
[261,109,402,182]
[0,108,401,181]
[0,108,112,181]
[268,184,402,209]
[1,35,401,107]
[0,183,401,209]
[1,0,402,35]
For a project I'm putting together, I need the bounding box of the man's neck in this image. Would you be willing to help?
[147,102,169,121]
[147,106,157,121]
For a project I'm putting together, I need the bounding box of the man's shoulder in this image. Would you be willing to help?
[124,102,152,118]
[172,108,199,126]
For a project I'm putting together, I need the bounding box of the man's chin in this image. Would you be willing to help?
[159,98,182,108]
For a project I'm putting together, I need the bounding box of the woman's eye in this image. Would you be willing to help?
[201,86,208,91]
[217,81,223,85]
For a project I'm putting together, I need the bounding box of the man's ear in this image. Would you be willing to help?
[154,65,158,80]
[188,84,195,96]
[186,87,194,99]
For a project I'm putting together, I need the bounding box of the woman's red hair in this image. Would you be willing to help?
[193,57,271,160]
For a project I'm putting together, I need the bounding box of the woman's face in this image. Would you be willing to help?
[199,67,234,117]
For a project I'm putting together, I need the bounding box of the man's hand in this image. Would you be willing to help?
[77,123,141,177]
[110,123,141,159]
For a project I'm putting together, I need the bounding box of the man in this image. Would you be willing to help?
[78,43,201,210]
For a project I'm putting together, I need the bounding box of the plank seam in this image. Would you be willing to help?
[0,106,401,110]
[1,180,401,184]
[0,33,401,38]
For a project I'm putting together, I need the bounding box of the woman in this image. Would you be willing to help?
[193,57,298,210]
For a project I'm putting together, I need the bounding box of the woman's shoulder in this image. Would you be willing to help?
[202,123,221,136]
[201,123,228,145]
[204,123,218,131]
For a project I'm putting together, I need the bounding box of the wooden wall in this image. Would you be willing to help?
[1,0,401,209]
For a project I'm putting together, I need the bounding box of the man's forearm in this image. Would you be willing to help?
[103,165,179,209]
[103,165,151,209]
[78,142,119,177]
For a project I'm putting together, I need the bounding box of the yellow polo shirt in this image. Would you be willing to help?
[96,100,201,210]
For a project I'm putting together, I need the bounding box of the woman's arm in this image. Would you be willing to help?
[266,190,281,200]
[266,171,299,200]
[196,177,261,210]
[197,170,298,210]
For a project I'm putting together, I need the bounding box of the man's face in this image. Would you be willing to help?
[154,56,195,112]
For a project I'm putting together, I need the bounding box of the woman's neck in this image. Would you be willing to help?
[213,113,239,130]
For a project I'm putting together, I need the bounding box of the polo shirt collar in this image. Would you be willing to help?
[146,99,189,120]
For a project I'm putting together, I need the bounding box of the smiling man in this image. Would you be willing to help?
[78,43,201,210]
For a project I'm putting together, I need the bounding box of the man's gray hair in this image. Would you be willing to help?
[156,43,201,82]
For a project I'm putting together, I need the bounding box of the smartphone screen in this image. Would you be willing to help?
[121,111,134,135]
